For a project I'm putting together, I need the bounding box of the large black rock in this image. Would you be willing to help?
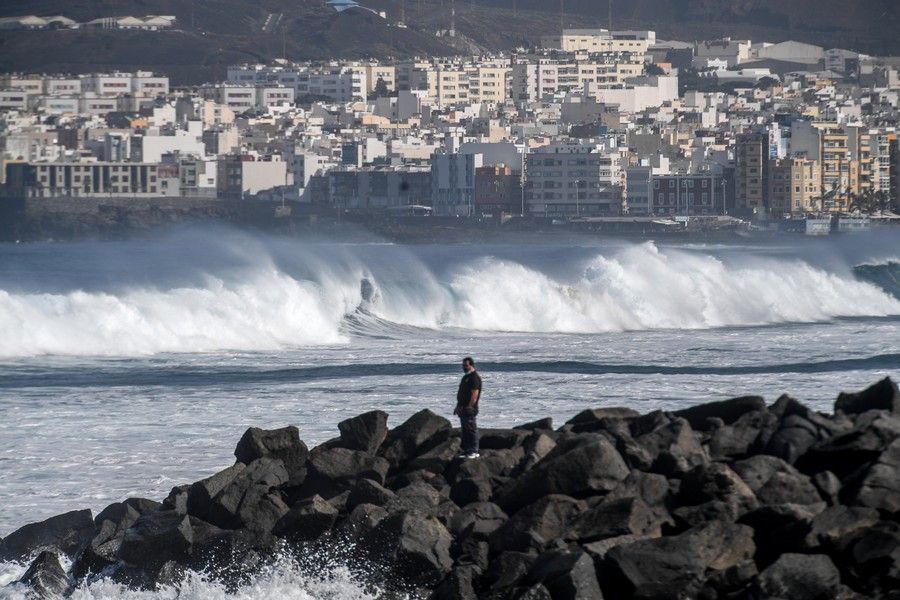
[732,455,822,506]
[526,548,604,600]
[496,437,628,513]
[449,502,508,539]
[337,410,389,454]
[754,553,841,600]
[16,550,69,598]
[201,458,289,531]
[272,495,338,541]
[798,412,900,479]
[187,463,246,521]
[379,409,451,467]
[835,377,899,416]
[635,418,709,476]
[234,426,308,478]
[842,437,900,513]
[117,512,194,568]
[361,510,453,587]
[567,497,666,543]
[0,509,94,561]
[489,494,585,554]
[674,395,766,430]
[307,447,390,484]
[606,520,755,599]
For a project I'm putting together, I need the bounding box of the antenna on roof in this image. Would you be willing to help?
[608,0,613,31]
[450,0,456,36]
[559,0,564,33]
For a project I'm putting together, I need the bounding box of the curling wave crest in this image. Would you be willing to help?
[1,242,898,358]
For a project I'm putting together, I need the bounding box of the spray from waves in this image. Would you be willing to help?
[1,241,899,358]
[440,244,900,333]
[0,558,379,600]
[0,269,361,357]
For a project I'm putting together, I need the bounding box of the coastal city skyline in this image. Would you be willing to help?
[1,18,899,240]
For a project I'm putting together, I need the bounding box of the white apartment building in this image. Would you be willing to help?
[525,138,623,217]
[584,75,678,113]
[542,29,654,55]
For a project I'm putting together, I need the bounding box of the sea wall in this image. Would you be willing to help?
[2,378,899,599]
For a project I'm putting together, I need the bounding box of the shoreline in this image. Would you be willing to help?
[2,377,898,598]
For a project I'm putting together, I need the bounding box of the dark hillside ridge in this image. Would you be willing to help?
[1,0,897,83]
[3,376,899,598]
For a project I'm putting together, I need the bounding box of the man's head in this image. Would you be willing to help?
[462,356,476,373]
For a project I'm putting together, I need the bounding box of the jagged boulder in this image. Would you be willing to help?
[496,437,628,513]
[234,426,308,478]
[801,505,880,552]
[15,550,69,598]
[479,428,531,450]
[489,494,585,554]
[407,438,461,472]
[187,463,246,521]
[606,520,755,599]
[515,417,554,431]
[483,551,537,592]
[0,509,94,561]
[674,395,767,431]
[201,458,289,531]
[635,418,709,476]
[567,496,666,543]
[842,437,900,513]
[754,553,841,600]
[835,377,899,416]
[430,565,480,600]
[379,409,451,468]
[307,447,390,485]
[812,471,843,505]
[737,503,821,566]
[798,411,900,478]
[450,477,493,507]
[707,409,778,460]
[337,410,389,454]
[449,502,508,539]
[525,548,604,600]
[846,520,900,596]
[117,512,194,568]
[73,498,163,577]
[605,471,670,507]
[565,407,639,433]
[732,455,822,505]
[346,478,397,510]
[272,495,338,541]
[361,511,453,587]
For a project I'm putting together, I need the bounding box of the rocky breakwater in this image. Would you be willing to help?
[3,378,900,599]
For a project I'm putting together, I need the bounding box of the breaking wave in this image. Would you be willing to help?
[0,554,379,600]
[1,240,898,358]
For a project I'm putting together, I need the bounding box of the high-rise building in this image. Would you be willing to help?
[735,132,769,215]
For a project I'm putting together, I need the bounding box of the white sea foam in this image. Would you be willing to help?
[443,243,900,332]
[1,243,898,358]
[0,558,379,600]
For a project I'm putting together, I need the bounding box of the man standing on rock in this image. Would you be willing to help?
[454,356,482,459]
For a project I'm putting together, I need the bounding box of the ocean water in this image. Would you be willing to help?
[1,226,898,598]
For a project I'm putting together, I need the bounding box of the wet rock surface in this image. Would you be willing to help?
[2,377,899,599]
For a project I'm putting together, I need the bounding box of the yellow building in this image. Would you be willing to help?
[365,65,396,94]
[768,158,821,216]
[468,66,507,104]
